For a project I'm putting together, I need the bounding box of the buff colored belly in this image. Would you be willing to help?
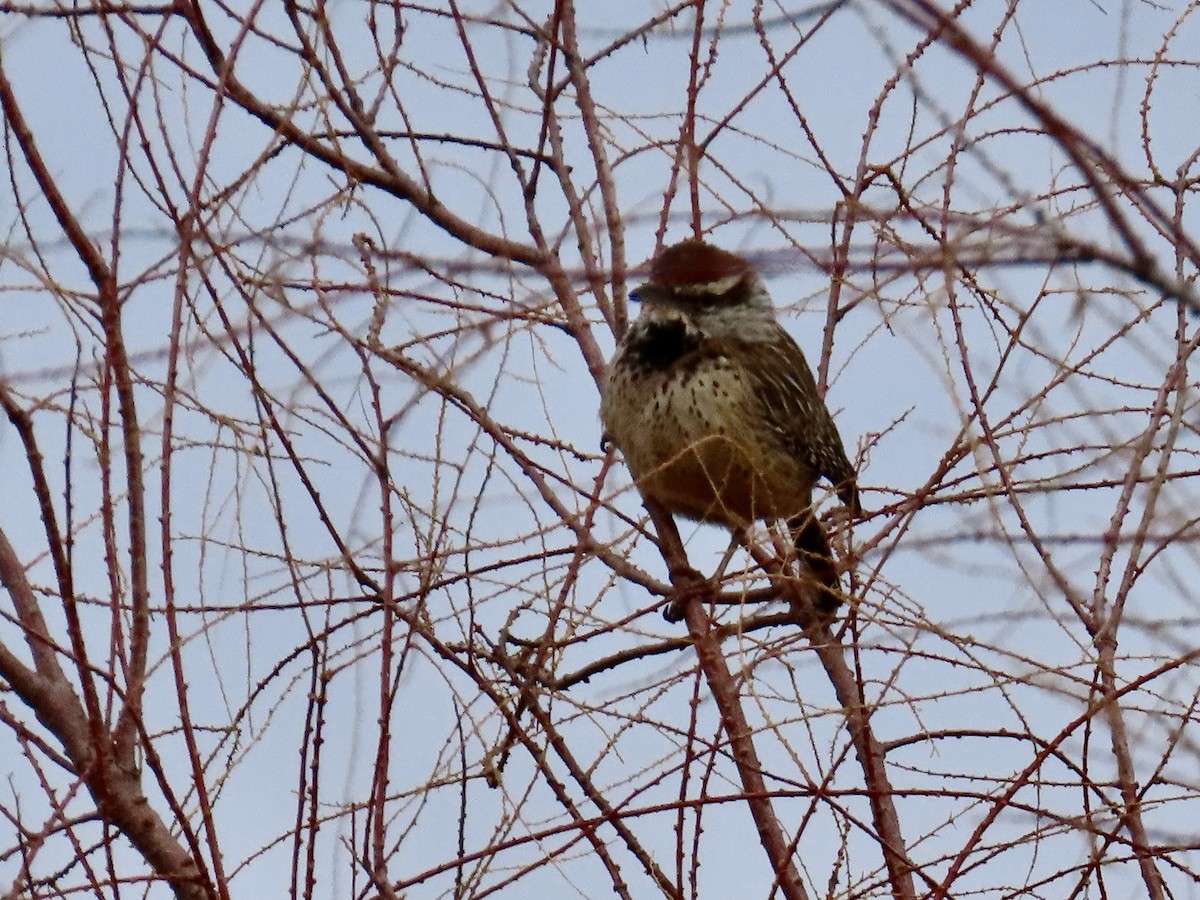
[602,358,814,525]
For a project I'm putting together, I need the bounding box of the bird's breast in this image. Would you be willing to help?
[601,347,814,524]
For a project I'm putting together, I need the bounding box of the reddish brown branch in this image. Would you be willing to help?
[647,503,810,900]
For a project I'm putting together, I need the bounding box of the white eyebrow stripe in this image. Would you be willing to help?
[671,272,745,295]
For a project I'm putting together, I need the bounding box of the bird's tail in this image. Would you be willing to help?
[787,513,842,615]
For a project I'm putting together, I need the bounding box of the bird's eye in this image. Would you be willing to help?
[628,290,642,304]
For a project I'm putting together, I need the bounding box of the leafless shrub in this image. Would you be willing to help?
[1,2,1198,898]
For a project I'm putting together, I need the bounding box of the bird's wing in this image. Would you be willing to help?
[736,328,861,514]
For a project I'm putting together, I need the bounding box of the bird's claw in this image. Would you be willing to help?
[663,565,707,623]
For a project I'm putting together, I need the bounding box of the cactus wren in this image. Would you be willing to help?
[600,239,860,613]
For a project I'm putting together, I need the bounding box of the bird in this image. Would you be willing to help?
[600,238,860,616]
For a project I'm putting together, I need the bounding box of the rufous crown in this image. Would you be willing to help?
[649,240,752,295]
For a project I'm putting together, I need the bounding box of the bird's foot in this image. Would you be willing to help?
[663,565,708,623]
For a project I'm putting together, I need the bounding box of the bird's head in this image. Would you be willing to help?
[631,240,776,336]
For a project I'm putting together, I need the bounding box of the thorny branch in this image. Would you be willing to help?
[0,2,1198,899]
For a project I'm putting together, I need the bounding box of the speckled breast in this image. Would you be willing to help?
[601,319,814,525]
